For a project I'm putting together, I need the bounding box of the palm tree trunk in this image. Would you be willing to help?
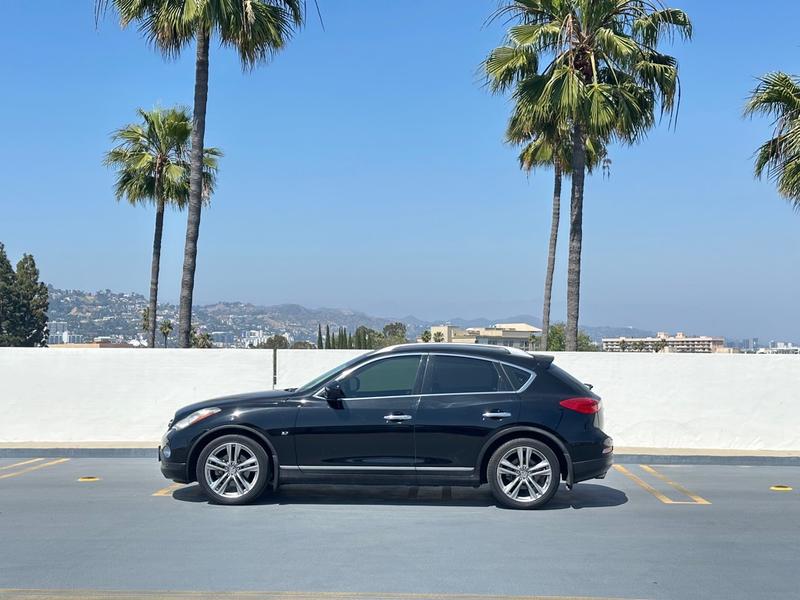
[147,194,165,349]
[178,27,210,348]
[566,124,586,351]
[541,163,562,352]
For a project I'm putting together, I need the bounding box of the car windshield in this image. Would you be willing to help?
[294,354,369,394]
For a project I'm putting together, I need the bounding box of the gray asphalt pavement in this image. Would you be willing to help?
[0,458,798,600]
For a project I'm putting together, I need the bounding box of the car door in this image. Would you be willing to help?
[414,354,522,476]
[294,354,424,476]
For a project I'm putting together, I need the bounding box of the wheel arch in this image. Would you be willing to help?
[477,425,572,486]
[187,425,280,486]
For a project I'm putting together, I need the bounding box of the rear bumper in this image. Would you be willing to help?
[572,453,613,484]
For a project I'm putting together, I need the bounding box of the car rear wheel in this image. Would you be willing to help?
[487,438,560,509]
[196,435,270,505]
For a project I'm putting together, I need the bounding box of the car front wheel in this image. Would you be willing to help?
[196,434,270,505]
[488,438,560,509]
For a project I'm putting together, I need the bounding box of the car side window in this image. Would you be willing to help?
[422,355,505,394]
[502,364,534,391]
[338,356,421,398]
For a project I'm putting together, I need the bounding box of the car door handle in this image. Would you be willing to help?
[482,411,512,419]
[384,414,412,421]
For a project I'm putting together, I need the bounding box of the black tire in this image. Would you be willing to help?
[487,438,561,509]
[196,434,270,505]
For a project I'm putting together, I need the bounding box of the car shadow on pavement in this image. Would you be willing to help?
[172,482,627,510]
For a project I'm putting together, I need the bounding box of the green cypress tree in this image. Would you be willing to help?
[0,243,22,346]
[13,254,49,347]
[317,323,323,349]
[325,324,331,349]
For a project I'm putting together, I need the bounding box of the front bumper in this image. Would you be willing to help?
[572,453,613,484]
[160,460,189,483]
[158,441,190,483]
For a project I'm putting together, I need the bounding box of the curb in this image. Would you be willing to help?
[1,448,799,466]
[0,448,158,458]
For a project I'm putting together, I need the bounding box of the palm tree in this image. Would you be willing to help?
[98,0,305,347]
[744,72,800,207]
[104,107,221,348]
[488,0,691,349]
[159,319,173,348]
[502,107,609,351]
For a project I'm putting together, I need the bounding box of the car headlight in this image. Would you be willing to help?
[172,407,221,431]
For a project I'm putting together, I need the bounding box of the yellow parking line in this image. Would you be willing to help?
[152,482,185,497]
[640,465,711,505]
[613,464,677,504]
[0,458,70,480]
[0,458,44,471]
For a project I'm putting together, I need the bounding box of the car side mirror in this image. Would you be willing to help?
[324,382,345,402]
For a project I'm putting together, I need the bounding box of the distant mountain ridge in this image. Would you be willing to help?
[47,285,656,344]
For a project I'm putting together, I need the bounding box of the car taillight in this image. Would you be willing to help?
[559,397,601,414]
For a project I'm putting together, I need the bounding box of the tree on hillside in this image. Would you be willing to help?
[317,324,323,349]
[291,340,314,349]
[745,72,800,207]
[380,322,407,347]
[159,319,173,348]
[253,334,289,349]
[354,325,383,349]
[98,0,306,348]
[104,106,220,348]
[325,324,331,349]
[190,327,213,348]
[0,244,49,347]
[140,307,150,334]
[487,0,691,350]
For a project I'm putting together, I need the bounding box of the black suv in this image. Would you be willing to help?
[159,344,613,509]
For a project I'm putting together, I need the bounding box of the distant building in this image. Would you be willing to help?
[47,321,84,345]
[759,342,800,355]
[240,330,292,348]
[602,332,728,353]
[211,331,235,347]
[53,341,134,349]
[422,323,541,351]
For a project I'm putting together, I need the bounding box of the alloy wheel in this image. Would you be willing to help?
[495,445,552,503]
[204,442,260,499]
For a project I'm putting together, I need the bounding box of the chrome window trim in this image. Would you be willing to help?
[421,352,536,396]
[312,353,425,400]
[310,351,535,400]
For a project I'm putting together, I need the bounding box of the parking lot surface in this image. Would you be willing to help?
[0,458,798,600]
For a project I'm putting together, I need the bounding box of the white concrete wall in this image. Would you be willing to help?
[0,349,273,443]
[1,348,798,450]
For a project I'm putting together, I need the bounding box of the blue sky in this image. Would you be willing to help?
[1,1,799,341]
